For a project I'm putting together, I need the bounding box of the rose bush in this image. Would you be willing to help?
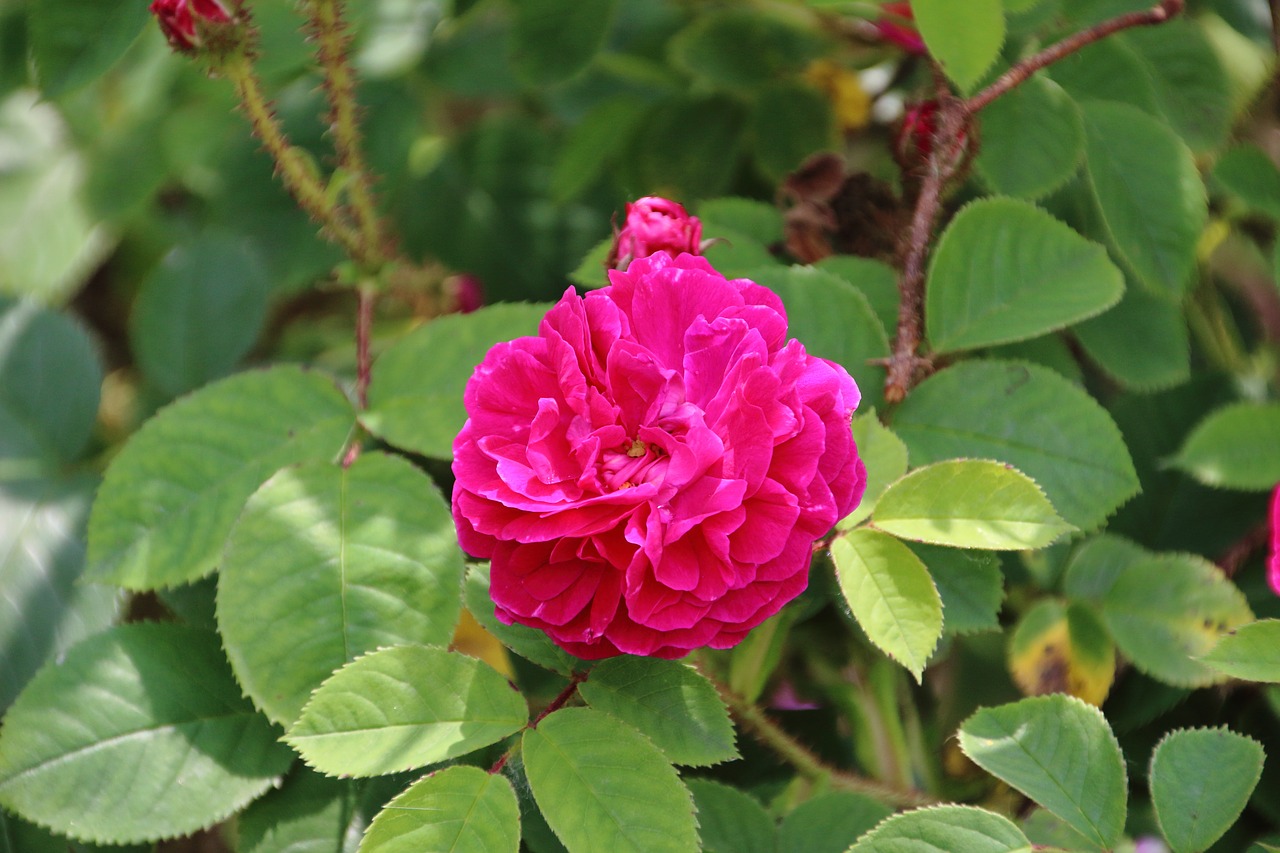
[452,251,866,659]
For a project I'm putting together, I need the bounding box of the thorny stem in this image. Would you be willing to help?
[222,52,373,266]
[702,666,934,808]
[884,0,1185,403]
[302,0,390,269]
[354,283,375,410]
[488,672,589,776]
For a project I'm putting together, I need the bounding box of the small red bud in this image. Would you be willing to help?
[150,0,233,54]
[874,2,927,55]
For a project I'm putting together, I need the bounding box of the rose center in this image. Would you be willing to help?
[600,439,668,491]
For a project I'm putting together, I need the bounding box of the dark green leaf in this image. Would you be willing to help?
[893,360,1139,531]
[634,97,747,198]
[508,0,617,85]
[669,9,826,89]
[1062,533,1148,603]
[1073,282,1189,391]
[0,624,292,844]
[1121,22,1232,154]
[130,234,270,397]
[848,805,1031,852]
[815,255,900,336]
[1050,38,1160,116]
[975,75,1084,200]
[237,767,359,853]
[1214,144,1280,221]
[28,0,149,97]
[696,198,784,247]
[1150,727,1264,853]
[687,780,774,853]
[777,791,891,853]
[911,543,1004,636]
[86,366,356,590]
[751,83,835,183]
[219,452,465,726]
[1171,402,1280,491]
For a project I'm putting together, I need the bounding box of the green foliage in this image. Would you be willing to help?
[1073,283,1191,391]
[975,76,1084,200]
[1150,727,1265,853]
[960,695,1127,848]
[0,624,292,844]
[777,791,891,853]
[1200,619,1280,682]
[359,766,521,853]
[848,805,1032,852]
[508,0,617,86]
[522,708,699,853]
[686,779,775,853]
[925,197,1123,352]
[27,0,149,97]
[912,0,1006,93]
[1172,402,1280,490]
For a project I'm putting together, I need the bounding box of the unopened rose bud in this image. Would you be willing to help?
[898,100,941,160]
[875,2,926,55]
[609,196,702,270]
[449,274,485,314]
[150,0,234,54]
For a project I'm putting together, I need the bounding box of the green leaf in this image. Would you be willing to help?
[1008,600,1116,706]
[893,360,1139,531]
[669,9,826,90]
[287,645,528,778]
[0,94,112,304]
[975,75,1084,200]
[550,98,649,203]
[508,0,617,85]
[848,805,1032,852]
[237,768,356,853]
[777,791,890,853]
[1081,100,1206,299]
[363,304,550,460]
[1073,282,1190,391]
[1050,38,1160,116]
[911,0,1006,93]
[911,543,1004,636]
[697,198,785,247]
[1214,144,1280,221]
[1062,533,1149,603]
[570,237,614,290]
[0,812,151,853]
[0,297,101,470]
[815,256,899,337]
[687,779,775,853]
[522,707,698,853]
[464,563,583,676]
[360,766,521,853]
[634,97,747,198]
[1121,22,1233,155]
[752,83,835,182]
[130,234,270,397]
[832,529,943,681]
[0,624,292,845]
[1200,619,1280,683]
[1171,402,1280,491]
[28,0,149,97]
[841,412,908,527]
[578,657,737,767]
[0,476,121,711]
[926,198,1123,352]
[218,451,465,726]
[959,695,1126,848]
[86,365,355,590]
[749,265,889,409]
[1102,554,1253,687]
[872,460,1074,550]
[1150,727,1264,853]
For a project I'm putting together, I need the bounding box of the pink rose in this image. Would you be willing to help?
[610,197,703,270]
[150,0,232,53]
[452,252,865,659]
[875,3,927,55]
[1270,485,1280,596]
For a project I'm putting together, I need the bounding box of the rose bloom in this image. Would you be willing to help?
[610,197,702,269]
[452,252,865,659]
[150,0,231,52]
[1269,485,1280,596]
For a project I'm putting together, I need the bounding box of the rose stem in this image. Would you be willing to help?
[703,665,934,808]
[884,0,1186,403]
[488,672,590,776]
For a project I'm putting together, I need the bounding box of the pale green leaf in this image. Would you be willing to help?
[841,412,908,527]
[464,563,583,676]
[912,0,1006,93]
[363,304,550,460]
[1081,100,1206,298]
[975,76,1084,200]
[1102,554,1253,687]
[687,779,775,853]
[872,460,1074,550]
[578,657,737,767]
[1200,619,1280,683]
[833,529,942,680]
[0,476,121,711]
[86,366,355,589]
[778,791,890,853]
[360,766,520,853]
[28,0,149,96]
[508,0,617,85]
[1073,282,1190,391]
[1171,402,1280,491]
[893,360,1139,531]
[1151,727,1264,853]
[0,297,101,470]
[286,645,528,778]
[959,695,1126,848]
[218,451,465,726]
[0,624,292,845]
[848,805,1032,853]
[523,707,698,853]
[130,235,270,397]
[926,198,1122,352]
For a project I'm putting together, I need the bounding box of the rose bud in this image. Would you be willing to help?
[452,252,866,660]
[875,2,927,55]
[449,274,485,314]
[150,0,234,54]
[1269,484,1280,596]
[609,196,703,270]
